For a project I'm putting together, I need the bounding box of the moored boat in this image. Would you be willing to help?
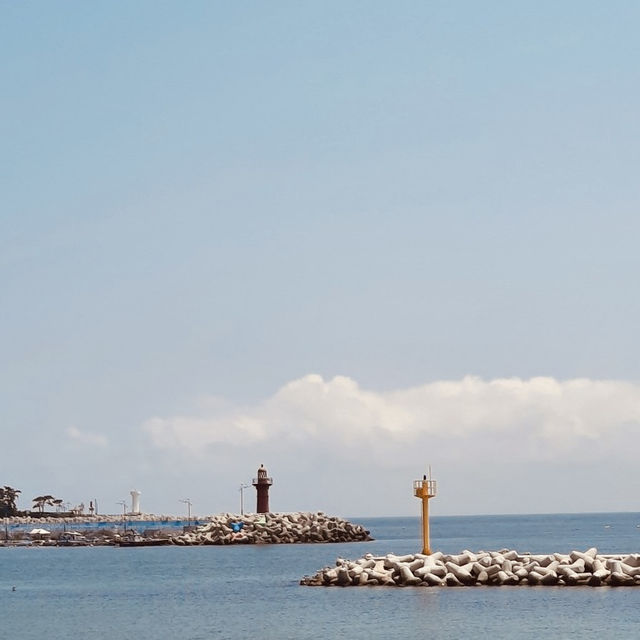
[115,531,171,547]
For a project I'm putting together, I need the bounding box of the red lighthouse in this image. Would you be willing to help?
[252,464,273,513]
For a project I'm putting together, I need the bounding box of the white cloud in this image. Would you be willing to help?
[66,426,108,447]
[136,374,640,515]
[142,374,640,459]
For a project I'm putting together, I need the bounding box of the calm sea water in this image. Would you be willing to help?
[2,513,640,639]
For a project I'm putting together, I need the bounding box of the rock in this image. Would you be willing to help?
[398,565,422,586]
[301,547,640,589]
[514,567,529,580]
[323,568,337,585]
[475,569,489,585]
[539,572,558,586]
[336,567,351,586]
[527,571,542,585]
[610,572,635,587]
[445,572,463,587]
[169,512,372,546]
[622,554,640,568]
[446,562,475,585]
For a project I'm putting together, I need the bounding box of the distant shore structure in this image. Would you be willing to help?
[130,490,141,515]
[252,464,273,513]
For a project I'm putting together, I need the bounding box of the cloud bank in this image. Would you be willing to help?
[143,374,640,461]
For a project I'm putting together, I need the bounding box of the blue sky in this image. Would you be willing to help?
[2,1,640,517]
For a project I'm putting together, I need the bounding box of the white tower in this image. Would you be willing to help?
[130,490,141,514]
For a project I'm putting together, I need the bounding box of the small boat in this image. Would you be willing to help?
[115,531,171,547]
[58,531,89,546]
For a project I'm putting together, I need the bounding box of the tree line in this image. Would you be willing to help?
[0,486,66,517]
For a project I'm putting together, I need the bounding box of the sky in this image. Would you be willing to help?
[2,1,640,518]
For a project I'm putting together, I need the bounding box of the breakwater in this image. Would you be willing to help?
[2,515,206,541]
[301,547,640,587]
[4,514,201,526]
[172,512,372,545]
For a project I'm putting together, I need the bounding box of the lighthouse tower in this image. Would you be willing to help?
[252,464,273,513]
[413,471,437,555]
[130,490,141,515]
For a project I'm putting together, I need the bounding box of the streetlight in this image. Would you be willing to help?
[179,498,192,527]
[116,500,127,535]
[239,483,250,515]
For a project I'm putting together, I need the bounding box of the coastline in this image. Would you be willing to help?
[2,513,204,525]
[2,511,372,547]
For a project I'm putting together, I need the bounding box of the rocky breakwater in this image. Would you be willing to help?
[5,514,190,525]
[301,548,640,587]
[171,512,372,545]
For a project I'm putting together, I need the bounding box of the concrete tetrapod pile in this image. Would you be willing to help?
[300,548,640,587]
[171,512,372,545]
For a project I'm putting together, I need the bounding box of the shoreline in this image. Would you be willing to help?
[2,513,207,525]
[1,511,372,547]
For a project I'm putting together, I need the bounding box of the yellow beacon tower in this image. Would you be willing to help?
[413,471,437,555]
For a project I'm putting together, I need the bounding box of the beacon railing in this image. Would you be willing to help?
[252,477,273,485]
[413,479,437,497]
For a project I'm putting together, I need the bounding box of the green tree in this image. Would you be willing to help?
[32,495,58,514]
[0,486,21,517]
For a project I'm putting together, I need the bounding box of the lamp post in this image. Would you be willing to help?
[62,505,70,533]
[116,500,127,535]
[239,483,249,515]
[179,499,192,527]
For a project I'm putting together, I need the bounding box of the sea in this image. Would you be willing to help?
[2,512,639,639]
